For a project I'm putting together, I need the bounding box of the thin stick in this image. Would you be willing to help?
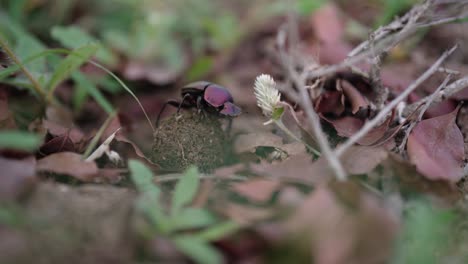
[334,45,457,157]
[404,76,468,116]
[397,74,452,153]
[278,18,347,180]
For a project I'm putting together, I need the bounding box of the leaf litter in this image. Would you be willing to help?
[2,1,468,263]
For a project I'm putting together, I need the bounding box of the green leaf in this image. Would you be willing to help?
[173,236,223,264]
[186,56,213,81]
[128,159,156,193]
[195,221,241,242]
[51,26,117,66]
[47,44,99,93]
[0,131,41,151]
[171,166,200,215]
[296,0,327,16]
[170,208,217,231]
[393,199,455,264]
[71,72,114,114]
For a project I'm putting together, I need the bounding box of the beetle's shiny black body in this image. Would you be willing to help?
[156,81,241,127]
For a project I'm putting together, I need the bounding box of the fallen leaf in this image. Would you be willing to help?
[36,152,98,181]
[42,119,85,143]
[218,203,273,225]
[340,79,369,114]
[315,91,345,117]
[325,112,394,146]
[46,106,75,127]
[309,3,352,64]
[232,179,281,203]
[38,134,75,156]
[103,115,158,167]
[286,184,399,264]
[383,155,461,203]
[0,156,36,201]
[340,145,388,175]
[424,100,457,119]
[407,106,465,182]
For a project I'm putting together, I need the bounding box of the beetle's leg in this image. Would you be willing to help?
[156,100,180,128]
[196,96,208,120]
[177,93,192,114]
[196,96,203,114]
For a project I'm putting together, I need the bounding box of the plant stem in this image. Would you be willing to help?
[274,119,321,157]
[0,35,54,105]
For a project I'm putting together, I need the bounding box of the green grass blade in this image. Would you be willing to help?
[72,72,114,114]
[46,44,99,99]
[0,131,41,151]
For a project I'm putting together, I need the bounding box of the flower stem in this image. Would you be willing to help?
[274,119,321,157]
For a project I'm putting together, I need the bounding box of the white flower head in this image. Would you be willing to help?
[254,74,281,118]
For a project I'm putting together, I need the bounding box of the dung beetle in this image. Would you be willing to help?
[156,81,241,127]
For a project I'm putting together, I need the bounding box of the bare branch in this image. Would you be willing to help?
[334,45,458,157]
[277,25,347,181]
[404,76,468,116]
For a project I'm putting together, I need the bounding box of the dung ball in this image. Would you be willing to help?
[152,112,227,172]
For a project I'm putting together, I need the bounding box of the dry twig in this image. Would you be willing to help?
[277,23,347,181]
[397,74,453,154]
[334,45,458,157]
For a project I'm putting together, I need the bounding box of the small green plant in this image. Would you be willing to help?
[393,199,456,264]
[128,160,240,264]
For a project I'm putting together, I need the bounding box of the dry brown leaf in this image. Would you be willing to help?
[340,79,369,114]
[0,156,36,201]
[286,184,399,264]
[340,145,388,175]
[42,120,85,143]
[219,203,273,225]
[38,134,75,156]
[232,179,281,203]
[36,152,98,181]
[104,115,157,166]
[383,155,461,203]
[407,106,465,182]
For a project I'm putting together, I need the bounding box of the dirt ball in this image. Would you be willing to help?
[152,112,227,172]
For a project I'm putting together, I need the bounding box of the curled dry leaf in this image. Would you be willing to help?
[42,120,85,143]
[0,156,36,201]
[37,152,98,181]
[39,134,75,156]
[407,106,465,182]
[286,185,399,264]
[232,179,281,203]
[104,116,157,166]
